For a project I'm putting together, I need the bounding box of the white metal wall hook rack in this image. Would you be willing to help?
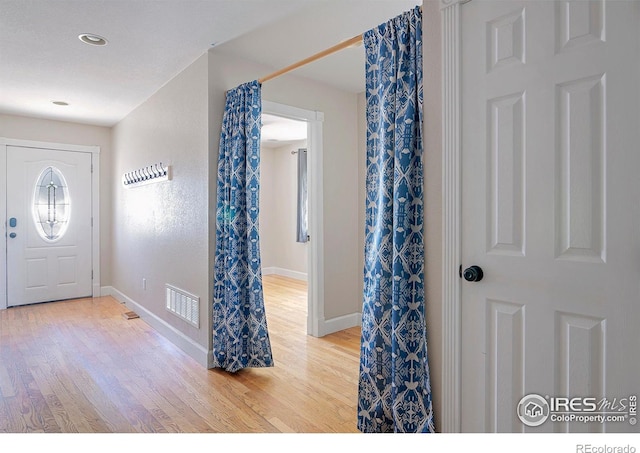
[122,162,171,187]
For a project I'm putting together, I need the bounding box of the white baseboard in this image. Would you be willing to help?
[262,267,359,336]
[109,287,210,368]
[262,266,307,282]
[319,312,362,337]
[104,285,358,367]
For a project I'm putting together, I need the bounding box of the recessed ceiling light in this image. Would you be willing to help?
[52,101,69,106]
[78,33,108,46]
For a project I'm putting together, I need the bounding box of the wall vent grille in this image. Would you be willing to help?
[165,284,199,328]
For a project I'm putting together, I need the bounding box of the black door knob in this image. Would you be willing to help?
[463,265,483,282]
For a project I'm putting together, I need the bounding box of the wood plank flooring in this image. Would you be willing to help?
[0,275,362,433]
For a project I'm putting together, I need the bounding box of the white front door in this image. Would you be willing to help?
[461,0,639,432]
[6,146,93,307]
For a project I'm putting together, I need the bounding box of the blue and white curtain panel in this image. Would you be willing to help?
[358,6,435,433]
[212,80,274,373]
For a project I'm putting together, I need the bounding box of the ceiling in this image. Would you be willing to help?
[215,0,419,94]
[261,114,307,148]
[0,0,419,128]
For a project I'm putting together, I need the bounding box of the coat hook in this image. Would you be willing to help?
[123,162,170,187]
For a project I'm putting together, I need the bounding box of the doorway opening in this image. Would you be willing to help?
[260,112,309,332]
[260,100,324,337]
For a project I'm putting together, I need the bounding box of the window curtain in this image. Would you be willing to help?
[358,7,435,433]
[212,80,273,373]
[296,148,308,243]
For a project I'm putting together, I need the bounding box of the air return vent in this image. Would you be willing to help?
[165,284,199,328]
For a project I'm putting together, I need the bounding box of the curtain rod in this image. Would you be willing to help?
[258,34,362,84]
[258,5,422,85]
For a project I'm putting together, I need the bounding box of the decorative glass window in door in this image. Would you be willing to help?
[33,166,70,241]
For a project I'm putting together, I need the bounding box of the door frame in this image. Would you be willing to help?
[440,0,471,433]
[0,138,101,310]
[262,101,325,337]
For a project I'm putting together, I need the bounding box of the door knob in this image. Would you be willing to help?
[463,265,483,282]
[9,232,16,238]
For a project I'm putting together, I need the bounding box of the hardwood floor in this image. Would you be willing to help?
[0,275,362,433]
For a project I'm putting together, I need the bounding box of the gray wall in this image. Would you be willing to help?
[423,0,443,430]
[0,113,113,288]
[260,140,309,276]
[111,53,210,353]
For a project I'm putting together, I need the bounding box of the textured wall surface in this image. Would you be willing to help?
[111,53,210,350]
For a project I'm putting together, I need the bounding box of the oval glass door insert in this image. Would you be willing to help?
[33,166,71,241]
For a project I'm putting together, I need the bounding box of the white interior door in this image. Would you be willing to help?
[461,0,639,432]
[6,146,92,307]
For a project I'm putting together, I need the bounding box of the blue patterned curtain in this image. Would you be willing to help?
[212,80,273,373]
[358,7,435,433]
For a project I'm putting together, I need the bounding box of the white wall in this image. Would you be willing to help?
[260,139,308,278]
[208,49,361,322]
[111,53,210,364]
[0,113,113,287]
